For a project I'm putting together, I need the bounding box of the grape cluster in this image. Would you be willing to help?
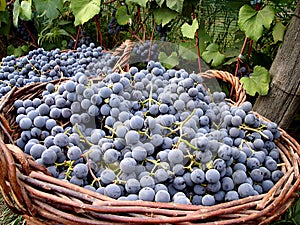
[131,41,159,63]
[108,9,128,35]
[155,24,170,42]
[68,30,94,50]
[15,61,283,206]
[237,66,252,78]
[0,43,119,98]
[16,21,31,42]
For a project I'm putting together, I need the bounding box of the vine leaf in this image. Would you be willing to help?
[181,19,198,39]
[179,42,198,61]
[34,0,63,21]
[153,7,177,27]
[0,0,6,11]
[158,51,179,68]
[70,0,100,26]
[202,43,225,67]
[240,66,270,96]
[272,21,285,43]
[166,0,183,13]
[238,5,274,41]
[116,6,131,25]
[7,44,29,57]
[155,0,165,7]
[19,0,32,21]
[0,12,10,35]
[126,0,148,7]
[13,0,20,27]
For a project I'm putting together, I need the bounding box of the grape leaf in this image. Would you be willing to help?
[21,45,29,52]
[153,7,177,27]
[13,0,20,27]
[116,6,131,25]
[19,0,32,21]
[0,11,10,35]
[70,0,100,26]
[155,0,165,7]
[179,42,198,61]
[238,5,274,41]
[202,43,225,67]
[181,19,198,39]
[197,27,211,54]
[126,0,148,7]
[0,0,6,11]
[166,0,183,13]
[7,45,25,57]
[158,51,179,68]
[0,10,9,24]
[240,66,270,96]
[34,0,63,21]
[272,21,285,43]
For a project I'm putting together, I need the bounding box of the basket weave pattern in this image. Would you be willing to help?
[0,41,300,225]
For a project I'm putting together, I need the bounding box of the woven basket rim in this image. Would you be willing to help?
[0,41,299,225]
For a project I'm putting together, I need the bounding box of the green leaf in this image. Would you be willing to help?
[34,0,63,21]
[13,0,20,27]
[0,0,6,11]
[166,0,183,13]
[238,5,274,41]
[153,7,177,27]
[19,0,32,21]
[155,0,165,7]
[116,6,131,25]
[0,10,9,24]
[158,51,179,68]
[272,21,285,43]
[57,28,73,38]
[0,11,10,36]
[197,27,211,53]
[70,0,100,26]
[7,45,26,57]
[181,18,198,39]
[240,66,270,96]
[21,45,29,52]
[223,57,237,66]
[126,0,148,7]
[202,43,225,67]
[179,42,198,61]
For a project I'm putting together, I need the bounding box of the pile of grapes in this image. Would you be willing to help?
[0,43,119,98]
[13,59,283,206]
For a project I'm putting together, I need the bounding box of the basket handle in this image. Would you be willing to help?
[112,40,134,73]
[200,70,247,106]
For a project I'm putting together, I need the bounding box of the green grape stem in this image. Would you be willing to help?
[166,109,196,137]
[75,123,93,146]
[104,125,116,139]
[138,129,152,139]
[240,124,269,139]
[140,83,161,107]
[64,160,75,179]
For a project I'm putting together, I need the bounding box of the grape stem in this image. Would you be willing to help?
[63,160,75,179]
[179,138,198,151]
[104,125,116,139]
[239,124,269,139]
[74,123,93,146]
[167,109,196,137]
[138,129,152,140]
[141,82,161,107]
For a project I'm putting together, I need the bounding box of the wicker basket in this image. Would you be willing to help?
[0,41,300,225]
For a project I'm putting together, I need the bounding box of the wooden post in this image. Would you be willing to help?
[253,0,300,130]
